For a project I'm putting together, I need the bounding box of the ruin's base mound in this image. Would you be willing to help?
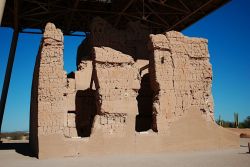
[38,107,238,159]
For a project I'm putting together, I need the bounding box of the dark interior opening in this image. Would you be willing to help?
[136,73,154,132]
[75,89,96,137]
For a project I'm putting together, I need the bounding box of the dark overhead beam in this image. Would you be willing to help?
[21,10,65,17]
[123,12,167,28]
[23,0,48,12]
[22,6,44,16]
[1,0,230,36]
[142,0,169,28]
[0,0,19,133]
[114,0,135,27]
[178,0,191,12]
[167,0,216,31]
[150,0,188,13]
[65,0,80,33]
[29,12,66,28]
[19,29,85,36]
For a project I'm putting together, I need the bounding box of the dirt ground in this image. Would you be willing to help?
[228,128,250,138]
[0,138,249,167]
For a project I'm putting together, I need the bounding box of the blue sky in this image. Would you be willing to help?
[0,0,250,132]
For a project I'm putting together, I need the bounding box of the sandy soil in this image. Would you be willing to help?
[0,138,249,167]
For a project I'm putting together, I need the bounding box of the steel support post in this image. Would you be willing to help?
[0,29,19,133]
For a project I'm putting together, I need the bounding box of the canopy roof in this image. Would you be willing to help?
[1,0,229,35]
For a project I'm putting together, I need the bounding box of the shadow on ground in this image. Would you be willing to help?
[239,143,250,154]
[0,142,35,157]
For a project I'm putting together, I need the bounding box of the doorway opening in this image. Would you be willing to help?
[75,89,97,137]
[135,73,154,132]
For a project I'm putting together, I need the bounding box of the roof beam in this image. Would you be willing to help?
[0,0,19,133]
[142,0,169,28]
[150,0,188,13]
[29,12,65,28]
[65,0,80,33]
[21,10,64,17]
[114,0,135,27]
[178,0,191,12]
[123,12,167,28]
[1,0,230,35]
[23,0,48,12]
[167,0,215,31]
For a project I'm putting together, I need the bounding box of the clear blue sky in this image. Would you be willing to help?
[0,0,249,132]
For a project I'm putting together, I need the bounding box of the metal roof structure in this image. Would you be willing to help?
[2,0,230,35]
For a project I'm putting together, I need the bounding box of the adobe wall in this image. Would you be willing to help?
[148,31,214,133]
[30,23,67,154]
[92,46,140,137]
[76,17,151,136]
[30,20,238,159]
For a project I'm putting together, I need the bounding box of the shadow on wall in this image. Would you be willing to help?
[75,89,97,137]
[29,40,45,157]
[76,18,151,64]
[76,34,92,68]
[136,73,154,132]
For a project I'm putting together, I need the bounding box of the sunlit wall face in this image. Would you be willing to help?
[0,28,86,132]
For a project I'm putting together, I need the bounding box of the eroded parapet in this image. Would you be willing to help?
[148,31,214,132]
[31,23,67,136]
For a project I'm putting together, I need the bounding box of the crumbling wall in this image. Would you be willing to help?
[78,17,151,135]
[148,31,214,133]
[30,23,67,138]
[64,50,95,138]
[30,21,239,159]
[77,17,151,100]
[63,77,78,138]
[92,47,140,136]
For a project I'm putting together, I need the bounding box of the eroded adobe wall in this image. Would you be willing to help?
[76,17,150,93]
[92,47,140,136]
[78,17,150,136]
[64,56,95,138]
[76,17,150,88]
[30,23,67,151]
[30,21,239,159]
[148,31,214,132]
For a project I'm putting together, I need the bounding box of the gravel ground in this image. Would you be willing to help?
[0,138,249,167]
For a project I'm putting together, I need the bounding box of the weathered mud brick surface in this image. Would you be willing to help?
[88,17,147,135]
[148,31,214,131]
[29,23,68,155]
[31,23,67,135]
[92,46,139,135]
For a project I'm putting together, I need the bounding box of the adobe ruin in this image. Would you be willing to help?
[30,18,238,159]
